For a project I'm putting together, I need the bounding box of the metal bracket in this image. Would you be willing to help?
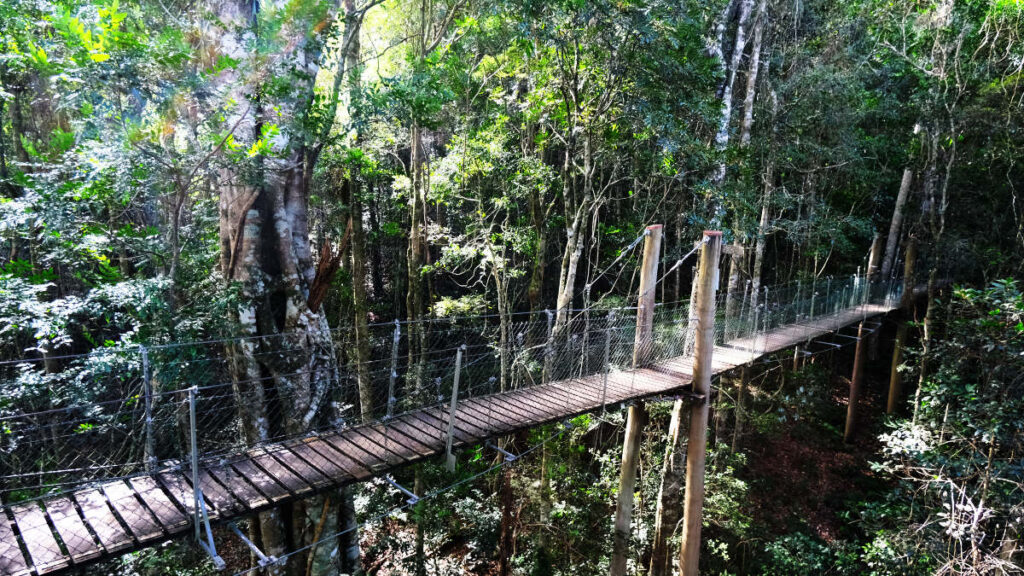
[196,489,226,570]
[385,475,420,505]
[229,523,279,568]
[487,442,518,463]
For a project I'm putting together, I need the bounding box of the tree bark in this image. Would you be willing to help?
[711,0,755,189]
[679,232,722,576]
[210,2,348,573]
[610,404,648,576]
[881,168,913,280]
[739,0,767,148]
[498,461,515,576]
[750,162,773,309]
[649,400,686,576]
[844,321,866,443]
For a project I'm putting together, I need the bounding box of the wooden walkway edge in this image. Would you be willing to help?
[0,303,893,576]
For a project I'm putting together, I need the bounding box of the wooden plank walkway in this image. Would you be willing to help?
[0,303,892,576]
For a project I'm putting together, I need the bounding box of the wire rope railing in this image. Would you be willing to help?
[0,269,902,510]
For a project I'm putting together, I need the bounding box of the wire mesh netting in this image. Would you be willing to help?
[0,271,903,507]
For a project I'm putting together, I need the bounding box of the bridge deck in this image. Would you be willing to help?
[0,303,892,576]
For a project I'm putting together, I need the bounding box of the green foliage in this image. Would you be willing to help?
[759,532,859,576]
[866,280,1024,573]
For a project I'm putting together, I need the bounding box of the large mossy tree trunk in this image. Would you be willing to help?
[649,399,686,576]
[212,2,356,574]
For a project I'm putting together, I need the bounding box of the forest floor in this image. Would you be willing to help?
[740,343,896,546]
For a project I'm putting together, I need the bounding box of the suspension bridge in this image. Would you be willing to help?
[0,232,908,576]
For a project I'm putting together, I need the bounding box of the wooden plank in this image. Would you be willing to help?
[155,471,198,517]
[249,448,314,498]
[476,395,537,424]
[536,384,594,414]
[195,468,246,517]
[229,458,290,504]
[344,427,415,466]
[284,441,354,486]
[101,481,164,543]
[42,497,101,564]
[301,437,372,481]
[373,420,440,456]
[404,411,473,446]
[509,390,567,420]
[413,410,477,444]
[442,403,494,434]
[456,403,512,437]
[321,433,388,473]
[72,489,133,554]
[460,399,523,430]
[264,447,332,490]
[206,463,270,510]
[128,477,190,534]
[0,511,30,576]
[10,502,69,573]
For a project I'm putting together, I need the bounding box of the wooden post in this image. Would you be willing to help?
[610,404,648,576]
[868,232,884,282]
[888,239,917,413]
[633,225,663,367]
[610,225,661,576]
[867,234,884,360]
[679,231,722,576]
[844,321,867,443]
[731,364,750,451]
[445,345,465,471]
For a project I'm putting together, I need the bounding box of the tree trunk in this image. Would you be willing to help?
[888,240,917,414]
[844,321,866,443]
[731,365,749,450]
[649,400,686,576]
[724,249,745,340]
[210,2,348,572]
[338,485,362,575]
[407,123,429,395]
[881,168,913,280]
[498,462,515,576]
[750,162,773,309]
[710,0,755,189]
[739,0,767,148]
[912,268,938,424]
[610,404,648,576]
[342,2,373,425]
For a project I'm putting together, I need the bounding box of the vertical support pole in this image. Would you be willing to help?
[141,346,155,473]
[888,239,917,414]
[544,309,554,383]
[683,266,699,357]
[609,403,647,576]
[582,286,592,377]
[387,320,400,420]
[826,277,832,316]
[188,386,200,542]
[868,232,884,285]
[445,345,465,472]
[609,225,661,576]
[679,231,722,576]
[761,286,769,351]
[795,279,802,322]
[633,225,663,367]
[844,321,866,443]
[739,280,750,341]
[601,310,615,416]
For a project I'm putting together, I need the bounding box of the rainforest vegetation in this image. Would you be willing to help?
[0,0,1022,574]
